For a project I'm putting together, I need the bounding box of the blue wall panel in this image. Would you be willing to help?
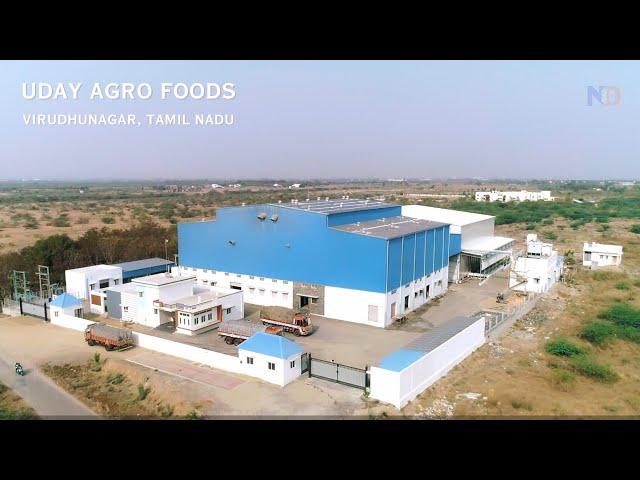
[401,234,416,286]
[425,229,435,276]
[179,205,390,293]
[434,227,444,270]
[449,233,462,257]
[387,237,402,291]
[326,206,401,227]
[415,231,426,279]
[443,225,450,267]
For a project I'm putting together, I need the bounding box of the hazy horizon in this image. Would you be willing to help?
[2,61,639,181]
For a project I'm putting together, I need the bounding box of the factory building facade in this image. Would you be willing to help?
[178,199,456,327]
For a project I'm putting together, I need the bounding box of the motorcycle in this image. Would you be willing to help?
[14,363,24,376]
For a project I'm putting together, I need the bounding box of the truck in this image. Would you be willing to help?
[261,312,313,336]
[84,323,134,351]
[218,319,283,345]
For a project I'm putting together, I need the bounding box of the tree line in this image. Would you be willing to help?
[0,221,177,300]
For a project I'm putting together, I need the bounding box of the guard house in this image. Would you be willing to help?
[237,332,303,386]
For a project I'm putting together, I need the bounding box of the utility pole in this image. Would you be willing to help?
[164,239,169,260]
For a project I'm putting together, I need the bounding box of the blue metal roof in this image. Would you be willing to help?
[378,349,426,372]
[237,332,303,359]
[50,293,82,308]
[112,258,174,273]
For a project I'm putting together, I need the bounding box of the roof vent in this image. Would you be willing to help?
[242,202,246,206]
[270,214,279,222]
[257,212,267,220]
[317,197,321,201]
[306,198,310,202]
[325,197,329,201]
[228,240,236,246]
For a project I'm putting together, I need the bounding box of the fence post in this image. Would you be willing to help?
[19,298,23,316]
[44,303,48,322]
[308,353,312,378]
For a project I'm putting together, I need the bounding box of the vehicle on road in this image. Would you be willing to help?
[84,323,134,351]
[261,312,313,336]
[218,319,283,345]
[15,362,24,376]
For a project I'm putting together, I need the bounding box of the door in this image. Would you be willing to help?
[367,305,378,323]
[404,295,409,310]
[300,295,309,308]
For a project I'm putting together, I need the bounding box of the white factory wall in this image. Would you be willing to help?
[179,266,294,309]
[460,219,495,248]
[238,349,302,386]
[369,318,486,409]
[324,286,387,327]
[120,291,139,324]
[65,267,123,300]
[386,267,449,326]
[50,310,96,332]
[133,279,194,328]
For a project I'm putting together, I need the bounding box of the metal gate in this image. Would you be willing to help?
[20,298,49,321]
[306,354,369,390]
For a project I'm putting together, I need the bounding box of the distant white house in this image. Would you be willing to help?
[237,332,303,386]
[509,234,563,294]
[583,242,623,269]
[211,183,223,189]
[65,265,123,302]
[475,190,554,202]
[288,183,301,189]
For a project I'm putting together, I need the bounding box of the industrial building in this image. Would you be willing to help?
[65,257,174,303]
[509,234,563,294]
[582,242,623,269]
[100,271,244,334]
[178,198,455,328]
[401,205,514,282]
[475,190,554,202]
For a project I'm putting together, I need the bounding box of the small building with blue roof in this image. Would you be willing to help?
[237,332,304,386]
[49,292,84,318]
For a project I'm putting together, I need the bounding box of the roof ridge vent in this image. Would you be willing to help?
[325,197,329,201]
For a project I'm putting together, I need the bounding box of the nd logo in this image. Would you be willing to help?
[587,86,621,106]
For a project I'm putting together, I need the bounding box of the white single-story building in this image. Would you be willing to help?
[509,234,562,294]
[475,190,554,202]
[583,242,623,269]
[49,292,84,320]
[100,270,244,333]
[237,332,303,386]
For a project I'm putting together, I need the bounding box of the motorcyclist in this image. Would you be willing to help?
[15,362,23,375]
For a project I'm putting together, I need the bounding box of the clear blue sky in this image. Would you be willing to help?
[0,60,638,181]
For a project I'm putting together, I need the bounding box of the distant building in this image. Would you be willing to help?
[583,242,623,269]
[211,183,223,189]
[509,234,562,294]
[288,183,301,189]
[475,190,554,202]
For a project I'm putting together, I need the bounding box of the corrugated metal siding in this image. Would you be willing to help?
[326,206,402,227]
[122,265,173,280]
[401,234,416,285]
[449,233,462,256]
[405,316,477,353]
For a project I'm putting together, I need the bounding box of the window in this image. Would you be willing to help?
[283,280,289,284]
[210,281,217,286]
[249,287,255,294]
[391,289,397,295]
[237,274,241,278]
[247,357,254,365]
[414,292,418,298]
[208,313,213,320]
[272,291,277,298]
[249,276,254,279]
[114,279,119,285]
[259,289,265,296]
[194,317,199,325]
[138,291,144,298]
[154,308,158,314]
[225,308,231,315]
[54,311,59,318]
[224,272,229,276]
[259,277,264,281]
[272,279,277,283]
[282,292,288,300]
[268,362,275,371]
[310,297,318,304]
[123,306,129,313]
[202,279,208,284]
[290,360,295,368]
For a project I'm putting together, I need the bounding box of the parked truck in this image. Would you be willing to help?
[85,323,134,351]
[218,319,283,345]
[262,312,313,336]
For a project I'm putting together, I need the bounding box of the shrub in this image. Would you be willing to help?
[158,403,174,418]
[570,356,618,383]
[52,215,70,227]
[101,216,115,224]
[76,216,90,225]
[185,409,200,420]
[551,369,575,391]
[137,384,151,401]
[510,399,533,411]
[525,223,536,230]
[598,303,640,328]
[615,282,630,291]
[545,338,584,357]
[542,231,558,241]
[110,373,124,385]
[630,224,640,234]
[580,321,617,345]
